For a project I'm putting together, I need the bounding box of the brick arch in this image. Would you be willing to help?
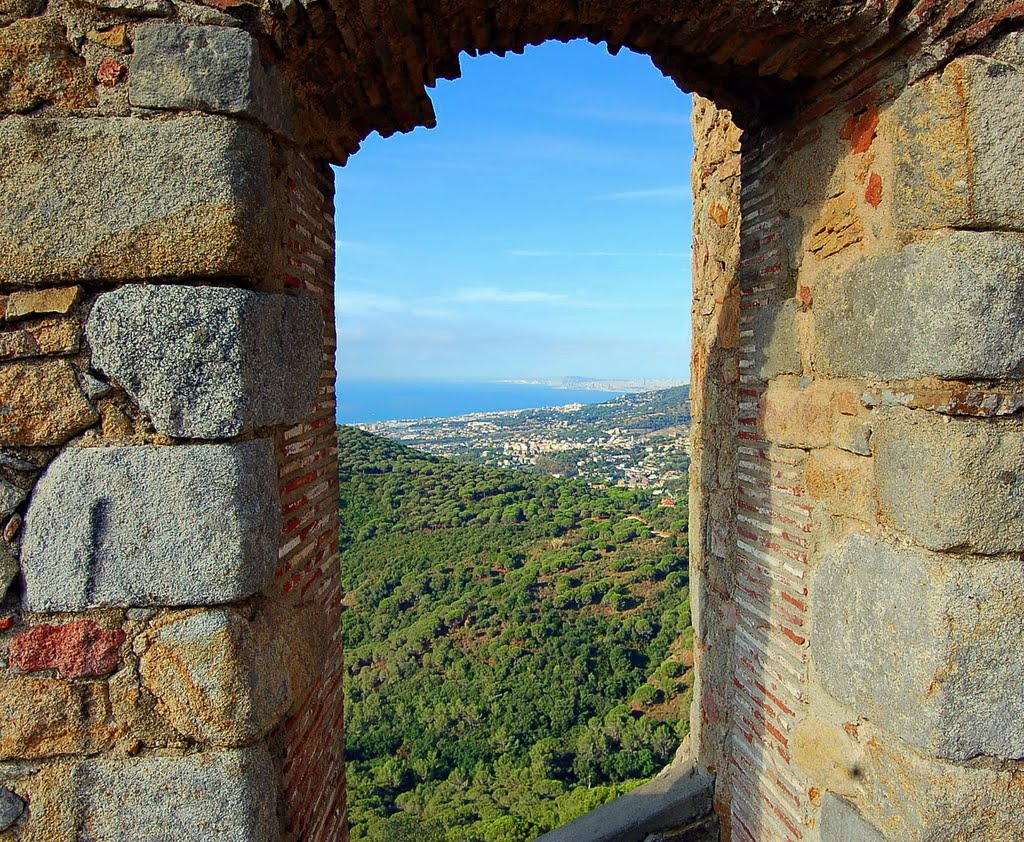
[0,1,1022,841]
[278,0,909,158]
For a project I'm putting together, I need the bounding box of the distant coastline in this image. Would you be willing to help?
[495,376,687,393]
[336,378,687,424]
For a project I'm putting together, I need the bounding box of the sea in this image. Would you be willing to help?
[336,379,626,424]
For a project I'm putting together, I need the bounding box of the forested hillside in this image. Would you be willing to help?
[339,427,694,841]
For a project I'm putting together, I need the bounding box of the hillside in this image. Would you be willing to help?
[338,427,694,842]
[358,385,691,492]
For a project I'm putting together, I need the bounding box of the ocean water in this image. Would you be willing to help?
[337,380,625,423]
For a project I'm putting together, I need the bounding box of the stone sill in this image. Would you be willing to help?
[534,748,716,842]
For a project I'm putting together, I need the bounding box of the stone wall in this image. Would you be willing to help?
[0,0,1023,840]
[686,18,1024,842]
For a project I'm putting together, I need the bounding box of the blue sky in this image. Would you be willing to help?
[333,40,695,382]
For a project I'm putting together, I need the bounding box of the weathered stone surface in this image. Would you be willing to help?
[85,25,129,50]
[0,0,45,26]
[892,55,1024,231]
[0,677,114,759]
[78,746,278,841]
[139,609,292,745]
[0,319,79,361]
[10,619,125,679]
[131,25,293,136]
[21,440,280,611]
[760,378,833,448]
[858,724,1024,840]
[815,232,1024,379]
[87,285,323,438]
[0,360,98,446]
[792,716,865,800]
[750,297,802,380]
[806,447,874,521]
[0,541,16,600]
[0,17,94,113]
[819,794,884,842]
[875,409,1024,553]
[5,287,82,320]
[0,787,24,832]
[0,477,25,518]
[72,0,173,16]
[0,116,273,286]
[812,533,1024,761]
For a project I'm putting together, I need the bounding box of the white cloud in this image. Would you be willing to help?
[592,185,690,201]
[506,249,688,259]
[335,291,405,315]
[451,286,570,304]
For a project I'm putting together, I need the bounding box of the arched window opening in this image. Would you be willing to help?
[333,40,697,842]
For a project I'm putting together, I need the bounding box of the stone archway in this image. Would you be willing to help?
[0,1,1022,841]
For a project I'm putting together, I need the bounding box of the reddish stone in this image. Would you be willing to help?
[798,285,813,309]
[0,615,14,631]
[3,513,20,541]
[865,172,884,207]
[839,106,879,154]
[96,57,126,87]
[200,0,254,9]
[10,620,125,679]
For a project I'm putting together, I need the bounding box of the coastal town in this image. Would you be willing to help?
[356,386,691,494]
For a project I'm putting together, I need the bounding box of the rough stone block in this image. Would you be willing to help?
[792,717,865,798]
[138,608,292,745]
[79,746,278,841]
[0,787,24,832]
[805,447,873,521]
[21,440,280,611]
[0,0,45,26]
[891,55,1024,231]
[812,533,1024,761]
[858,724,1024,840]
[760,378,833,448]
[0,542,16,601]
[819,794,884,842]
[0,17,94,113]
[130,24,293,137]
[749,297,802,380]
[5,286,82,320]
[0,677,114,759]
[0,319,80,361]
[87,285,323,438]
[814,231,1024,380]
[10,619,125,679]
[0,477,26,518]
[875,408,1024,553]
[0,359,98,446]
[0,116,273,286]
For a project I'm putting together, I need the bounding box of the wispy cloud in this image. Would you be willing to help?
[560,105,690,127]
[335,240,389,254]
[451,286,570,304]
[507,249,688,259]
[336,291,405,315]
[592,185,690,201]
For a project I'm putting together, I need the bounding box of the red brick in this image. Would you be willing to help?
[840,106,879,154]
[10,620,125,679]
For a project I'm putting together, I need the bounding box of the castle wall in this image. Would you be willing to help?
[0,1,1021,840]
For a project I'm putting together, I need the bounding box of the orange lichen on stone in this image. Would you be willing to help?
[709,199,730,227]
[810,192,863,258]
